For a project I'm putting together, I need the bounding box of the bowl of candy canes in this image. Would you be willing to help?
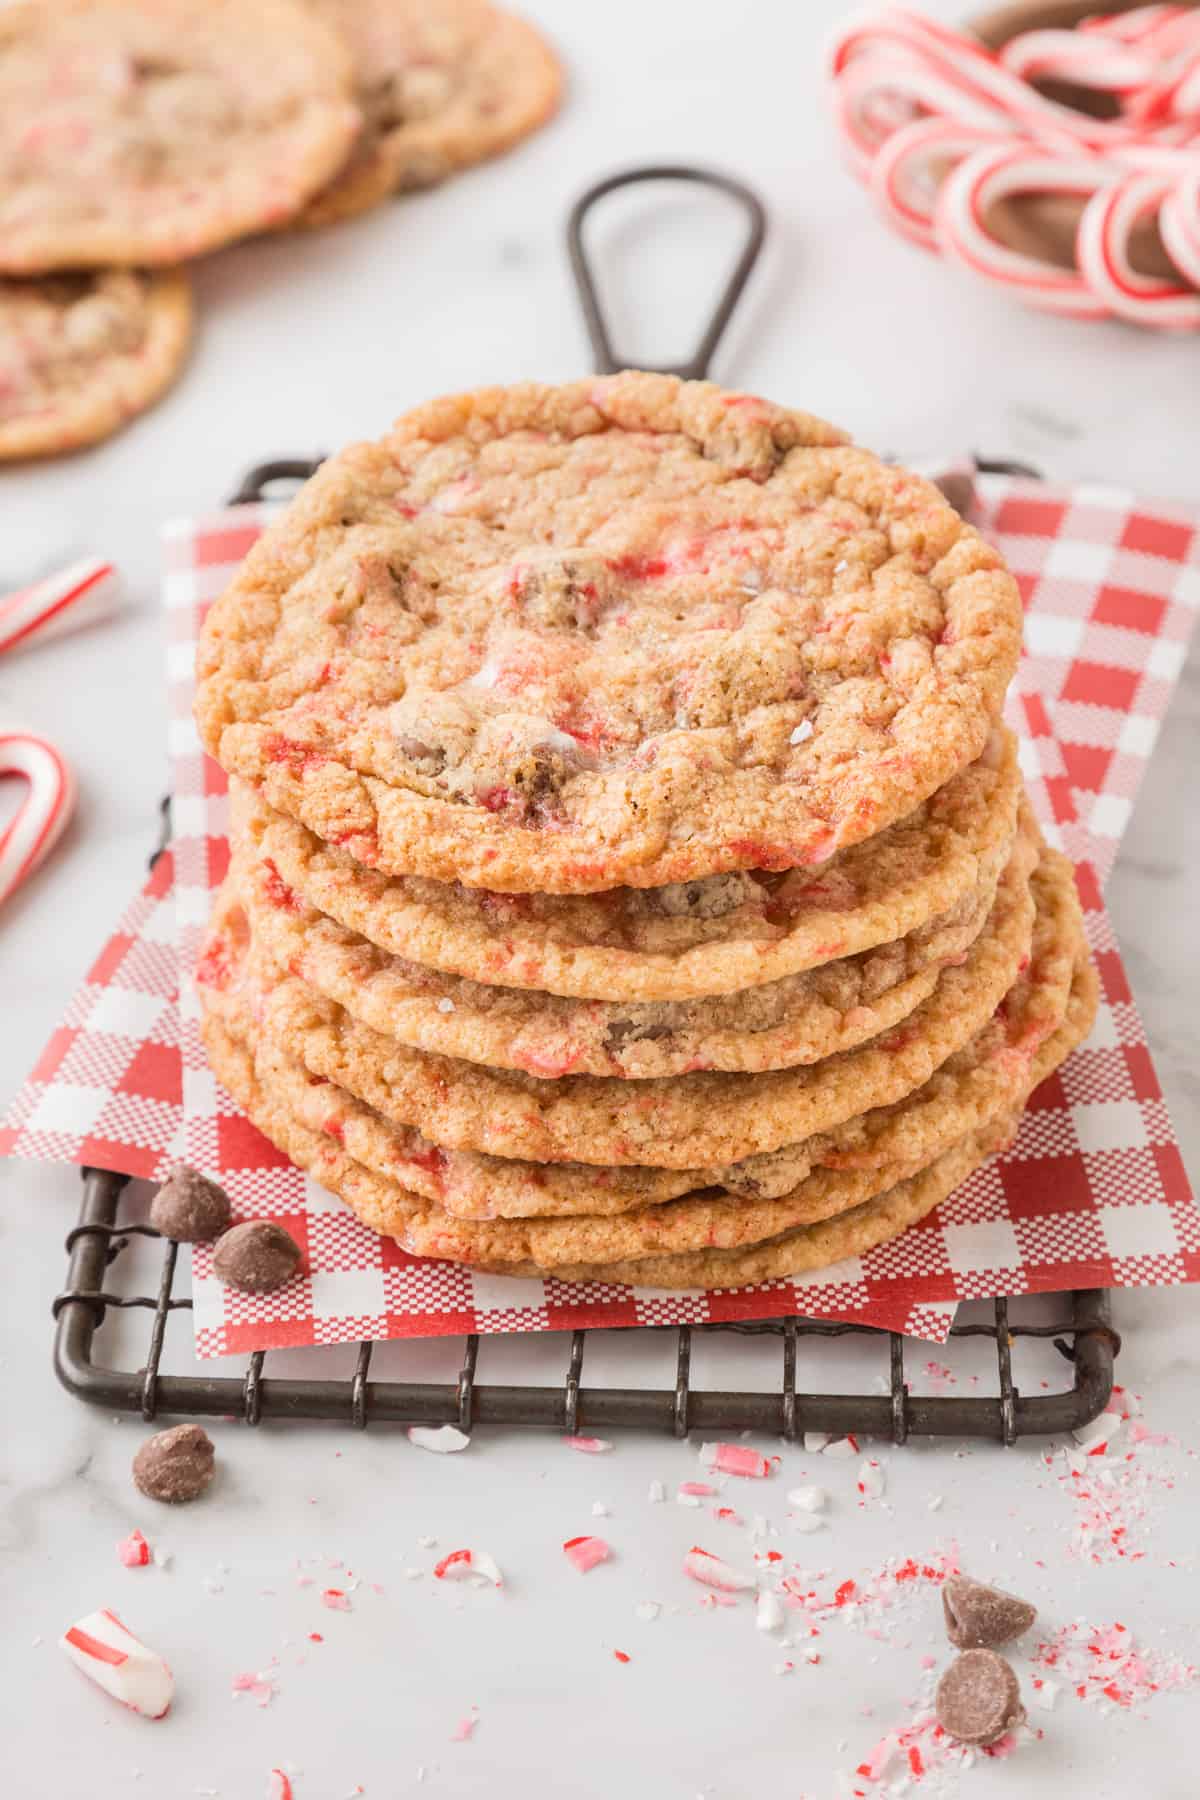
[829,1,1200,328]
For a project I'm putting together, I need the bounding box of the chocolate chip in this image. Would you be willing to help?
[942,1574,1037,1649]
[935,1649,1024,1746]
[132,1423,215,1504]
[149,1166,232,1243]
[212,1220,302,1293]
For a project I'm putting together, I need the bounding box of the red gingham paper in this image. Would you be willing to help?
[4,476,1197,1355]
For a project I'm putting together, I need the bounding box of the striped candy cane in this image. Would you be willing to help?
[0,558,120,657]
[828,5,1200,329]
[0,732,76,908]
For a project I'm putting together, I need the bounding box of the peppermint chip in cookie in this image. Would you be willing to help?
[0,0,360,272]
[0,269,191,460]
[298,0,562,229]
[195,374,1024,893]
[230,727,1021,1003]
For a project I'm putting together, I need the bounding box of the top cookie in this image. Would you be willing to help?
[0,0,360,272]
[298,0,562,229]
[196,374,1024,893]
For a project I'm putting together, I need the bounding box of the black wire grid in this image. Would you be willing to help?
[52,165,1119,1444]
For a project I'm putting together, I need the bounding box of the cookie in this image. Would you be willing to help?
[194,373,1023,892]
[197,817,1041,1169]
[231,725,1020,1002]
[0,269,191,460]
[297,1,561,229]
[212,932,1091,1268]
[233,843,997,1078]
[208,843,1091,1225]
[0,0,360,272]
[200,1005,1029,1289]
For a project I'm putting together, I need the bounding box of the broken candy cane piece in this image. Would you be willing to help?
[755,1590,786,1633]
[822,1435,860,1459]
[802,1432,831,1453]
[268,1771,294,1800]
[563,1536,611,1573]
[565,1435,613,1454]
[434,1549,503,1586]
[118,1530,151,1568]
[699,1442,773,1479]
[786,1485,827,1511]
[682,1547,756,1593]
[857,1459,886,1499]
[321,1589,351,1611]
[407,1425,470,1454]
[60,1609,173,1719]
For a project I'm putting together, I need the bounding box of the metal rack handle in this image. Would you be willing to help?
[566,164,767,379]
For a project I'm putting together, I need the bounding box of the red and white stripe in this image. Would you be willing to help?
[59,1609,173,1719]
[936,145,1112,318]
[0,732,76,909]
[0,558,120,658]
[1078,169,1200,327]
[827,4,1200,330]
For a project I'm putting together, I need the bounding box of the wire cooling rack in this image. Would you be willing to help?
[54,1166,1119,1442]
[51,163,1119,1445]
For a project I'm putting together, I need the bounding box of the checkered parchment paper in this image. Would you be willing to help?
[4,476,1197,1355]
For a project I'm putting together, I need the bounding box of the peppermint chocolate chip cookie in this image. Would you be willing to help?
[219,924,1091,1265]
[235,845,996,1079]
[0,269,191,459]
[195,374,1023,892]
[199,820,1041,1170]
[298,0,561,229]
[230,727,1020,1003]
[0,0,360,271]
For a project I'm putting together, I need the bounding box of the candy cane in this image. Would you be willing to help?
[0,732,76,908]
[1160,168,1200,283]
[1078,169,1200,327]
[936,145,1113,318]
[0,558,120,657]
[827,6,1200,329]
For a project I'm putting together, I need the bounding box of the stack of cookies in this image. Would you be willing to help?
[192,372,1097,1291]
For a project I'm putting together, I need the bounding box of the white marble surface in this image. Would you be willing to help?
[2,2,1198,1794]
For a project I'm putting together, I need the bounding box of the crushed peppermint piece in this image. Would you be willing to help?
[407,1425,470,1455]
[679,1481,716,1498]
[591,1501,610,1517]
[434,1549,503,1587]
[803,1432,831,1453]
[232,1670,276,1708]
[118,1530,152,1569]
[563,1536,611,1573]
[647,1480,665,1503]
[928,1495,944,1511]
[635,1602,661,1622]
[267,1773,294,1800]
[566,1436,613,1454]
[823,1435,860,1460]
[682,1547,755,1593]
[417,1536,437,1550]
[787,1485,827,1512]
[60,1609,173,1719]
[756,1591,786,1634]
[857,1459,886,1500]
[789,719,814,745]
[613,1650,631,1664]
[321,1589,351,1612]
[435,997,455,1013]
[700,1442,773,1479]
[451,1709,479,1743]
